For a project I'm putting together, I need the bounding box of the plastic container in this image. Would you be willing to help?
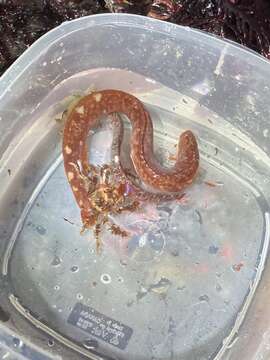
[0,13,270,360]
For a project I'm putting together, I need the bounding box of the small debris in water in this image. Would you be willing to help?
[168,154,177,161]
[195,209,203,224]
[149,278,171,294]
[204,181,217,187]
[182,98,188,104]
[199,294,210,302]
[7,169,11,176]
[63,217,75,225]
[232,262,244,272]
[208,245,219,254]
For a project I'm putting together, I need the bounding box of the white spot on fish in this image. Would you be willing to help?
[75,106,84,114]
[94,93,102,102]
[65,146,72,154]
[68,172,74,181]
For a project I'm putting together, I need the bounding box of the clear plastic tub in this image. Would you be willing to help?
[0,13,270,360]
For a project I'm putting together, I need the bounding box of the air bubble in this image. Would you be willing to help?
[199,294,209,302]
[48,339,54,347]
[83,339,98,349]
[13,337,23,348]
[70,265,79,273]
[51,256,62,267]
[36,225,46,235]
[120,259,127,266]
[100,274,111,284]
[77,293,83,300]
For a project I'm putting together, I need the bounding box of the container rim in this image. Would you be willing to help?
[0,12,269,94]
[0,11,270,360]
